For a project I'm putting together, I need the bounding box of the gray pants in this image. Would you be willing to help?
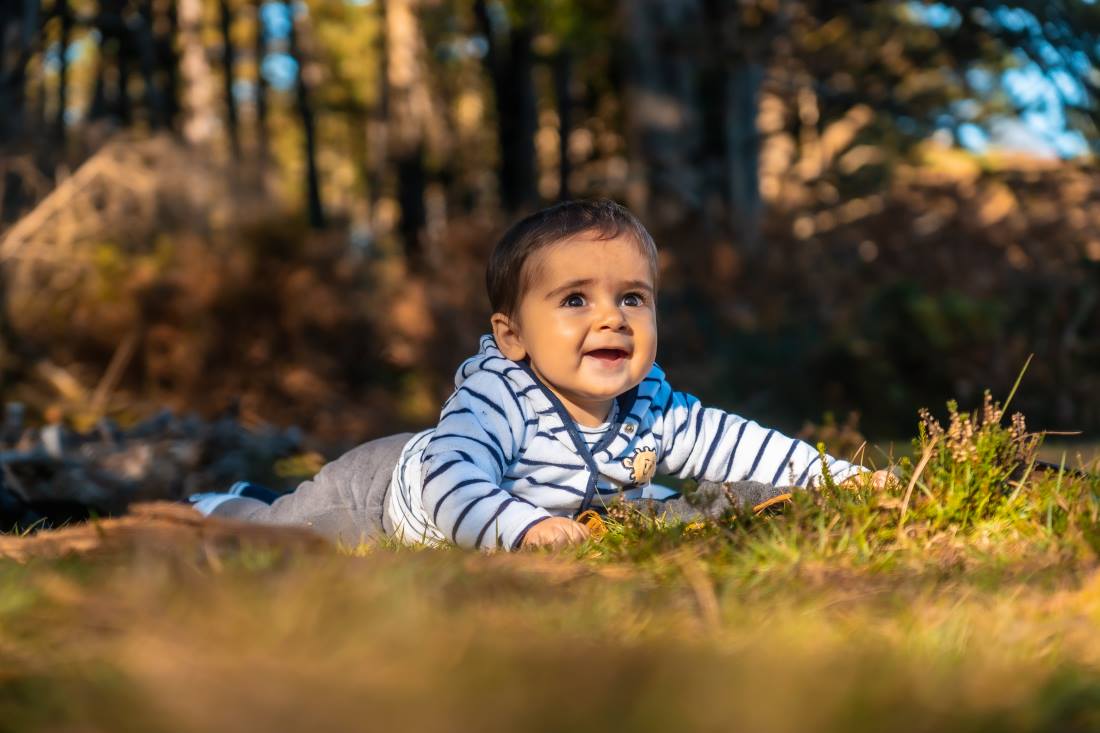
[209,433,414,545]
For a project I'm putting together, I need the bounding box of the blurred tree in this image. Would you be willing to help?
[178,0,218,144]
[538,0,620,200]
[947,1,1100,147]
[474,0,537,212]
[54,0,72,140]
[252,0,269,163]
[386,0,448,258]
[709,1,794,251]
[0,0,40,144]
[136,0,169,128]
[367,0,388,233]
[284,0,324,228]
[552,45,570,200]
[621,0,703,227]
[156,0,182,126]
[217,0,239,156]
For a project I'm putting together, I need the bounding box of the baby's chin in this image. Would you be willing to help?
[576,373,650,401]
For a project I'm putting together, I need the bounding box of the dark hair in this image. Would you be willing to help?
[486,199,658,317]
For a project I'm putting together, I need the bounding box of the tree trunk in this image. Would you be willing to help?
[501,26,537,211]
[117,36,133,124]
[347,109,368,202]
[218,0,240,157]
[0,5,8,138]
[365,0,388,229]
[396,146,426,261]
[620,0,704,228]
[0,0,39,145]
[385,0,433,258]
[711,0,781,251]
[178,0,219,144]
[20,0,39,133]
[89,0,124,123]
[135,0,167,129]
[724,62,762,252]
[88,51,108,120]
[253,1,269,162]
[285,0,324,228]
[159,0,181,128]
[473,0,538,213]
[554,49,572,201]
[54,0,70,141]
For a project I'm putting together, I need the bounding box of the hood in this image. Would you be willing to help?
[454,334,553,413]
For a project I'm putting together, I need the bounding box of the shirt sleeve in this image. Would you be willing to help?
[420,370,551,550]
[656,389,865,487]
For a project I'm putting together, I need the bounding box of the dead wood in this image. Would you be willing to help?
[0,501,330,561]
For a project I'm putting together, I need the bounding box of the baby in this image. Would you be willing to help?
[192,200,882,549]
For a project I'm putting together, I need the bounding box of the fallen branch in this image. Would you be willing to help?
[0,501,330,561]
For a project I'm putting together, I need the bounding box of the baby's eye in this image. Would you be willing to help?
[562,293,586,308]
[621,292,647,307]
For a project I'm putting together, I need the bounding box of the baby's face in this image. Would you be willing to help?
[496,233,657,427]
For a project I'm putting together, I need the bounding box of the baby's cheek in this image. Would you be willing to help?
[638,335,658,365]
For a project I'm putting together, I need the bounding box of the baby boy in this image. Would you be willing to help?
[191,200,882,549]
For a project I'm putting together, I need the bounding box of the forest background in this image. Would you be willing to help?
[1,0,1099,453]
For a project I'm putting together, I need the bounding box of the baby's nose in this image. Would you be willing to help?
[595,302,628,329]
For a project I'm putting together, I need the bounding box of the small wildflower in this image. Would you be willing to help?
[981,390,1004,427]
[916,393,1041,497]
[947,411,978,464]
[919,407,945,443]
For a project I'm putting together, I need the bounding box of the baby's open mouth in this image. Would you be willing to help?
[585,348,630,363]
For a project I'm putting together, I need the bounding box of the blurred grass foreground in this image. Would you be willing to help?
[3,398,1100,732]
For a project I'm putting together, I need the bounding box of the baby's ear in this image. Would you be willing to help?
[491,312,527,361]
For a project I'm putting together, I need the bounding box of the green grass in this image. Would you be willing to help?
[2,394,1100,732]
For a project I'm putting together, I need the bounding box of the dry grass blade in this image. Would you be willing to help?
[88,330,140,419]
[673,550,720,630]
[898,435,939,536]
[753,493,793,514]
[852,440,868,468]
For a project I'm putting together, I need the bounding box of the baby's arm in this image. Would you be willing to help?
[656,388,866,488]
[420,371,552,550]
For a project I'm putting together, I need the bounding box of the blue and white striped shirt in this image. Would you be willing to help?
[386,335,865,551]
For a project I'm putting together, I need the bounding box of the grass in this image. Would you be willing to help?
[2,394,1100,732]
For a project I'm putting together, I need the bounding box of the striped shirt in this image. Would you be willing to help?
[386,335,865,551]
[577,402,618,449]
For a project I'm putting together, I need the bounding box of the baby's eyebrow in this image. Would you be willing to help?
[545,278,655,299]
[621,279,655,293]
[545,279,595,298]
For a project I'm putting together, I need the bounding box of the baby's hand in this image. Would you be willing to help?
[520,517,591,550]
[841,469,898,491]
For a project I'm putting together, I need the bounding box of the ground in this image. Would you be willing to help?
[3,413,1100,732]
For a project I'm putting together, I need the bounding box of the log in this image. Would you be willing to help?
[0,501,330,561]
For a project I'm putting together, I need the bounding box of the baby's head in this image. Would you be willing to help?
[487,200,659,426]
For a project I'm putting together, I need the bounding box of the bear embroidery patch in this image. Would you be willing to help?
[622,447,658,485]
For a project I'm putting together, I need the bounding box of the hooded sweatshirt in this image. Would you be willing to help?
[386,335,864,550]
